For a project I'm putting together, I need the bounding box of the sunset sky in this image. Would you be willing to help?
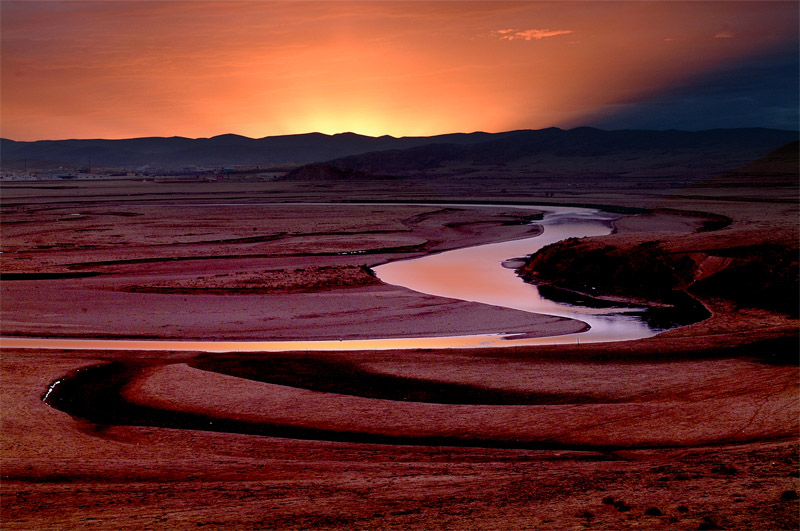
[2,1,798,141]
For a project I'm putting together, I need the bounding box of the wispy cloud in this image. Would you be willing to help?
[491,28,574,41]
[714,31,734,39]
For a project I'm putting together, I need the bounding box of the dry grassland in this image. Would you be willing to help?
[1,173,797,530]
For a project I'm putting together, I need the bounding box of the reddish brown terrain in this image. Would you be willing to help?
[1,153,798,530]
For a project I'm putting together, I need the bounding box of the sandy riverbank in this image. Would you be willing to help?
[1,200,580,340]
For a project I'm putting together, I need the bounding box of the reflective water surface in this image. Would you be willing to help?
[1,205,664,353]
[374,206,658,346]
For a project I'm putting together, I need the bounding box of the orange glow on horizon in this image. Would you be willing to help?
[1,1,797,141]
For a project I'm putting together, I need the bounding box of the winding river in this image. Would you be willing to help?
[1,204,666,352]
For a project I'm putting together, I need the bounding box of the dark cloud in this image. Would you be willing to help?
[587,46,799,131]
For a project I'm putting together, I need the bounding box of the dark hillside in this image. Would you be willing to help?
[326,128,797,179]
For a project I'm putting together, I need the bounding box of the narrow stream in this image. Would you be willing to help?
[1,204,669,352]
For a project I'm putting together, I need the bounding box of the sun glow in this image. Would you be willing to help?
[294,113,394,138]
[1,1,797,140]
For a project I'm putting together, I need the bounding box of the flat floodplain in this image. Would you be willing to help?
[1,175,798,530]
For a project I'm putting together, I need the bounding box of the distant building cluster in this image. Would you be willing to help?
[0,170,113,181]
[0,165,289,182]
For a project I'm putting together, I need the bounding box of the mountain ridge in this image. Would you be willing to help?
[315,127,798,180]
[1,127,796,172]
[0,130,510,169]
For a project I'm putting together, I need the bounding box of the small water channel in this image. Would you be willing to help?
[1,204,680,352]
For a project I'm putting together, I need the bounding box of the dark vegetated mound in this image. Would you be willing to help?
[692,245,799,316]
[519,238,692,301]
[518,239,799,318]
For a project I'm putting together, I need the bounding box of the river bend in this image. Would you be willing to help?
[1,204,663,352]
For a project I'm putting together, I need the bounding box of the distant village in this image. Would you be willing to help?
[0,165,293,182]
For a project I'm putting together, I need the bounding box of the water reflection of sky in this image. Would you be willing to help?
[374,206,658,345]
[1,206,662,352]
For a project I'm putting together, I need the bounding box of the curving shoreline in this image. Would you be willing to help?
[30,204,797,452]
[1,204,672,352]
[39,350,798,452]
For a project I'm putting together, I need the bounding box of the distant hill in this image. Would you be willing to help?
[317,127,798,180]
[720,140,799,178]
[0,131,512,170]
[280,163,383,181]
[2,128,795,176]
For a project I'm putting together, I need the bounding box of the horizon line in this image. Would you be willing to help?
[3,125,798,143]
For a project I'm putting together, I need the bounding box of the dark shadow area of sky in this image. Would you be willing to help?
[585,44,799,131]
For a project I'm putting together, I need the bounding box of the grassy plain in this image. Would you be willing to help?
[1,166,798,530]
